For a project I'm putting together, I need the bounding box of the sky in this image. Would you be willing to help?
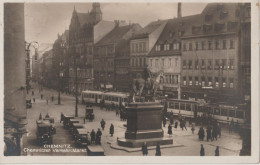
[25,3,207,45]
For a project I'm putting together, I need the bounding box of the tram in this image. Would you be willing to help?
[81,90,129,107]
[165,99,247,124]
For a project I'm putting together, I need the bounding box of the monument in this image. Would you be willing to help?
[117,67,173,148]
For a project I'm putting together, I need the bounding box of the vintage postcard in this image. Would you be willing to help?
[1,0,259,164]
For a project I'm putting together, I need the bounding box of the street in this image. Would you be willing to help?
[23,83,242,156]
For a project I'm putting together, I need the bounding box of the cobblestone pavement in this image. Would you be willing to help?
[23,83,242,156]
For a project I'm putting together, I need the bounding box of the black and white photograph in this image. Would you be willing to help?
[2,0,259,164]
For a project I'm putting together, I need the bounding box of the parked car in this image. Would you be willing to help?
[74,128,90,147]
[36,121,53,145]
[85,107,94,121]
[43,117,56,134]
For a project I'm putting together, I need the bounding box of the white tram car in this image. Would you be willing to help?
[166,99,247,124]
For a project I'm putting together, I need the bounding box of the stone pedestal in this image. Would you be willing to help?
[118,102,173,148]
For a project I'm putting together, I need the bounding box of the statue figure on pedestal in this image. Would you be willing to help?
[130,66,164,102]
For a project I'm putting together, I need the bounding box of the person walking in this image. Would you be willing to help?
[155,143,161,156]
[46,99,49,105]
[96,128,102,145]
[168,124,172,137]
[206,125,212,142]
[60,112,64,123]
[41,94,43,99]
[100,119,106,131]
[170,115,174,125]
[191,123,195,134]
[39,113,42,120]
[110,124,114,137]
[162,116,166,127]
[183,119,187,131]
[32,91,34,96]
[198,127,205,141]
[174,121,178,130]
[90,129,96,144]
[200,144,205,156]
[142,143,148,156]
[45,113,50,118]
[33,98,36,103]
[51,95,54,102]
[215,146,219,156]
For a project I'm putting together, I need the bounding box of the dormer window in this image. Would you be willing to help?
[192,25,201,34]
[164,44,170,51]
[227,21,238,31]
[169,32,174,38]
[203,24,213,33]
[155,45,161,51]
[215,23,225,32]
[205,14,213,22]
[220,11,228,19]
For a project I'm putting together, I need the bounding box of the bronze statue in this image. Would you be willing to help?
[131,66,164,102]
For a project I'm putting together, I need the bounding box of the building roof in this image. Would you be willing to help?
[132,19,169,39]
[77,12,93,27]
[182,3,242,37]
[95,24,138,46]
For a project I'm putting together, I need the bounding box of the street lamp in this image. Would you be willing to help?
[25,41,39,94]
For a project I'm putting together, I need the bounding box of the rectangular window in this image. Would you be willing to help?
[201,76,205,87]
[155,59,159,67]
[222,78,226,88]
[215,40,219,49]
[189,43,192,51]
[183,77,186,86]
[229,59,234,69]
[183,60,187,69]
[195,76,199,86]
[140,58,142,67]
[188,60,193,69]
[208,41,212,50]
[169,58,172,67]
[222,59,227,69]
[215,59,220,69]
[208,77,212,86]
[195,60,199,69]
[208,60,212,70]
[229,78,234,88]
[201,41,205,50]
[201,59,205,69]
[230,40,234,49]
[162,59,165,67]
[183,43,186,51]
[221,109,227,116]
[195,42,198,50]
[215,77,219,87]
[223,40,227,49]
[189,76,193,86]
[175,58,178,66]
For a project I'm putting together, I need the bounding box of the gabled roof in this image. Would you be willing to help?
[182,3,242,37]
[95,24,138,46]
[132,19,169,39]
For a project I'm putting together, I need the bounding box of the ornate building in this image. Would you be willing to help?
[180,3,251,104]
[94,22,142,90]
[68,3,115,94]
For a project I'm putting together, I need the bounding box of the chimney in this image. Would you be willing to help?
[177,3,182,18]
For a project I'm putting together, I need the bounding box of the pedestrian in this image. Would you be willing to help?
[217,123,221,138]
[162,117,166,127]
[33,98,36,103]
[212,127,218,141]
[155,143,161,156]
[100,119,106,131]
[174,121,178,130]
[215,146,219,156]
[95,128,102,145]
[41,94,43,99]
[39,113,42,120]
[183,120,187,131]
[45,113,50,118]
[60,112,64,123]
[206,125,212,142]
[141,142,148,156]
[116,109,119,116]
[168,124,172,137]
[32,91,34,96]
[110,124,114,137]
[200,144,205,156]
[198,127,205,141]
[191,123,195,134]
[51,95,54,102]
[90,129,96,144]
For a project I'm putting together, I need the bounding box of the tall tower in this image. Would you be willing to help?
[90,2,102,23]
[177,3,182,18]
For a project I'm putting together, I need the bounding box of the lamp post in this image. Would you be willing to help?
[71,46,79,117]
[25,41,39,94]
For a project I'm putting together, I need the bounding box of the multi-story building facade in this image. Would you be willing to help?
[148,19,183,99]
[94,22,142,90]
[130,20,168,79]
[52,30,69,92]
[180,3,251,104]
[68,3,115,94]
